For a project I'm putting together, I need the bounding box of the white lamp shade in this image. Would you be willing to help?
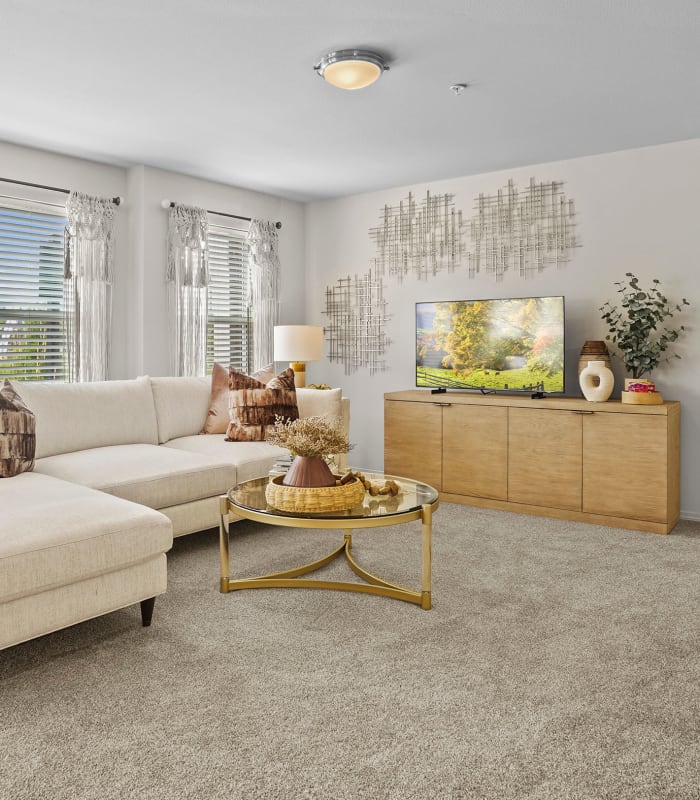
[273,325,324,362]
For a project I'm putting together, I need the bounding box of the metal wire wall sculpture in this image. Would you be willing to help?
[323,270,390,375]
[369,191,466,281]
[325,177,579,374]
[368,178,579,283]
[468,178,578,280]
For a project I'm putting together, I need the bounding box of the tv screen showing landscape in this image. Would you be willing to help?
[416,296,565,393]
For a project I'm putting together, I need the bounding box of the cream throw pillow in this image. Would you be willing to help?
[295,387,342,422]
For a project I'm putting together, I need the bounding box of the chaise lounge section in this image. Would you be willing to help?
[0,471,172,650]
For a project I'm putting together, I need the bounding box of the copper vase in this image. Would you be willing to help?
[282,455,336,488]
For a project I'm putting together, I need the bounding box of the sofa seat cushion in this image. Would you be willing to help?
[163,436,287,483]
[33,444,237,509]
[0,472,172,604]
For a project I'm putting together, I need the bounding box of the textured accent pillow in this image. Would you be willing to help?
[226,367,299,442]
[0,380,36,478]
[202,363,231,434]
[250,363,275,384]
[203,363,277,434]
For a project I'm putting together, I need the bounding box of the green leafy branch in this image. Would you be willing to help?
[600,273,689,379]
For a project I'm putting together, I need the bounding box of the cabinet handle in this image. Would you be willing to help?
[433,402,452,407]
[571,409,595,414]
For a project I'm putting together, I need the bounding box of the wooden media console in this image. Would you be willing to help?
[384,390,680,534]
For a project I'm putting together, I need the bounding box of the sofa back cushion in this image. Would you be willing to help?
[149,376,211,443]
[11,376,159,459]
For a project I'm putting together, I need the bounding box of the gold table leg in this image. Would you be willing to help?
[219,499,434,609]
[421,502,433,610]
[219,495,230,593]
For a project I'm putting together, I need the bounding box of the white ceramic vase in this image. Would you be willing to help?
[579,360,614,402]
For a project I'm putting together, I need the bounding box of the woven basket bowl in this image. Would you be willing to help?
[265,474,366,513]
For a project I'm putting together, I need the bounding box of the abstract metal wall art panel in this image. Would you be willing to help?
[468,178,579,281]
[369,191,466,281]
[323,270,390,374]
[368,178,579,282]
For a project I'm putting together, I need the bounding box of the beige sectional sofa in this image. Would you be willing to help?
[0,376,349,650]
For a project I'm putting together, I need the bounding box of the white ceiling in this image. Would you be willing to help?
[2,0,699,202]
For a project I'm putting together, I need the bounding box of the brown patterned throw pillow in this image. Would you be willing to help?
[0,380,36,478]
[203,363,278,434]
[226,367,299,442]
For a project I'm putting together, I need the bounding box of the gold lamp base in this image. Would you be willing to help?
[290,361,306,387]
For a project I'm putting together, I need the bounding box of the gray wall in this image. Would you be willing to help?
[305,138,700,520]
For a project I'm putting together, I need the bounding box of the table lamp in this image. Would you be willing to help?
[273,325,324,388]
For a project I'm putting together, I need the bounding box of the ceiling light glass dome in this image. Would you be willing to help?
[314,50,388,90]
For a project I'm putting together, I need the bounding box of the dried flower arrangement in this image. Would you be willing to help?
[266,415,350,458]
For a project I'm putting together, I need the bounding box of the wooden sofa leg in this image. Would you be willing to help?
[140,597,156,627]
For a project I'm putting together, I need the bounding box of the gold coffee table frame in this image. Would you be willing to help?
[219,473,439,610]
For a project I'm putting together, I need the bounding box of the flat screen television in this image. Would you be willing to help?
[416,296,565,394]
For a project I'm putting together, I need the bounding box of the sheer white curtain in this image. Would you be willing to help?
[64,191,116,382]
[166,204,209,376]
[247,219,280,370]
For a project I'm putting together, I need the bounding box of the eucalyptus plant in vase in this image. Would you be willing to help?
[599,273,689,393]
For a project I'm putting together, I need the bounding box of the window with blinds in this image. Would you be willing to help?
[206,224,250,374]
[0,201,69,381]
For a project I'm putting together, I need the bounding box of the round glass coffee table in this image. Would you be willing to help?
[219,471,439,610]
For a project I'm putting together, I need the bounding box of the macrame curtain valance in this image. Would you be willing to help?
[247,219,280,370]
[166,204,209,376]
[64,191,116,382]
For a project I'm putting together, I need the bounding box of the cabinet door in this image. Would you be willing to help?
[443,404,507,499]
[384,400,442,489]
[583,413,668,523]
[508,408,582,510]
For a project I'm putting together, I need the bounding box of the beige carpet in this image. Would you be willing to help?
[1,503,699,800]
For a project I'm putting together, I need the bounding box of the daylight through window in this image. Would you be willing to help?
[0,200,69,381]
[206,224,250,373]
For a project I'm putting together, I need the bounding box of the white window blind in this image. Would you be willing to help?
[0,200,69,381]
[206,224,250,373]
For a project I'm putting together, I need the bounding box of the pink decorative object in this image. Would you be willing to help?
[627,382,656,393]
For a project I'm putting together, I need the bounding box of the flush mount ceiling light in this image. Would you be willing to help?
[314,49,388,90]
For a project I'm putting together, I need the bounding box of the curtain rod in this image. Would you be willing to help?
[162,199,281,229]
[0,177,122,205]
